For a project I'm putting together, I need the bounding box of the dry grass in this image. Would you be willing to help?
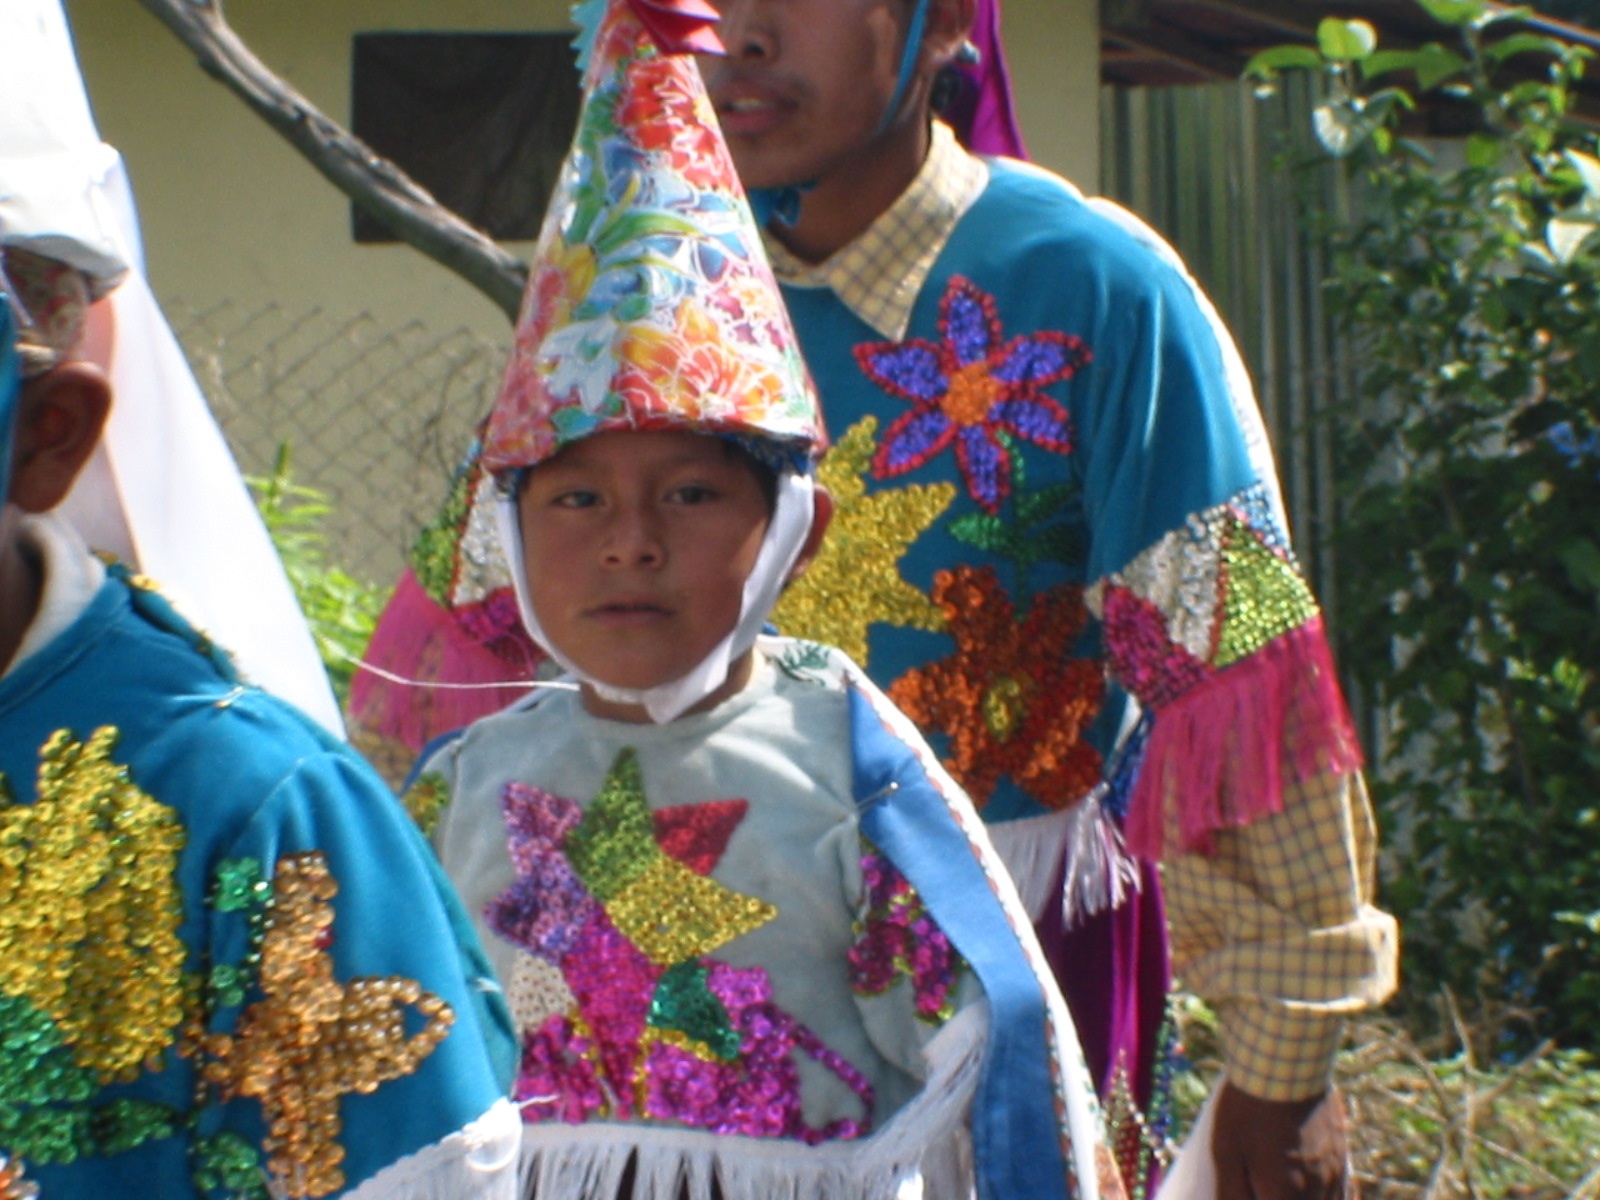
[1170,995,1600,1198]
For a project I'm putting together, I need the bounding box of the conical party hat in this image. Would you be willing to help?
[481,0,825,474]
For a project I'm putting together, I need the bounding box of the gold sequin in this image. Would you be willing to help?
[0,728,188,1083]
[772,417,953,664]
[200,852,454,1199]
[606,853,775,967]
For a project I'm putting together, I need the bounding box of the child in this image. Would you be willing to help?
[412,3,1120,1198]
[0,188,518,1195]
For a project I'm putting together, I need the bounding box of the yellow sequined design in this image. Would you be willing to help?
[201,852,454,1199]
[772,418,953,664]
[0,727,187,1083]
[400,771,451,838]
[1213,513,1320,668]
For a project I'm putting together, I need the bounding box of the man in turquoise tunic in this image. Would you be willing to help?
[0,202,518,1195]
[695,2,1399,1198]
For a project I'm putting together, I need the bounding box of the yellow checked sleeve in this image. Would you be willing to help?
[1161,768,1399,1100]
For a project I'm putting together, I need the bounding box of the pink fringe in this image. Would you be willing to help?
[348,569,541,753]
[1122,617,1364,861]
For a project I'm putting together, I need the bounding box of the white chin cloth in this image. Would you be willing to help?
[496,470,815,723]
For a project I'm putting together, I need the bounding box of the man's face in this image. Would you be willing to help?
[698,0,915,191]
[517,429,772,696]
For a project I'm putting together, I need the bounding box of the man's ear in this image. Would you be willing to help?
[786,485,835,584]
[921,0,978,74]
[9,362,112,514]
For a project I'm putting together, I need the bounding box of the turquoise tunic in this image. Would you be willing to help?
[0,565,516,1199]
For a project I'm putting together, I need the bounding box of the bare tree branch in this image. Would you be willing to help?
[135,0,529,321]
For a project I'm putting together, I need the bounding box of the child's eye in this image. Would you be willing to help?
[668,484,717,504]
[551,489,601,509]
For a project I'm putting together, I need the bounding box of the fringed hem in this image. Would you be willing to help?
[1123,618,1362,861]
[1060,789,1140,927]
[517,1004,987,1200]
[988,796,1140,928]
[340,1098,521,1200]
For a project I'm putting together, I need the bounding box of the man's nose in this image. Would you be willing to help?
[713,0,775,62]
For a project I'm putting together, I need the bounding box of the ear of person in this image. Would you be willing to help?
[10,361,111,514]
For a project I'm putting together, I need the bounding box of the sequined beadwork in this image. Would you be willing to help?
[1093,487,1321,711]
[488,750,874,1141]
[771,418,953,664]
[0,728,188,1085]
[201,852,454,1199]
[401,771,452,838]
[888,567,1105,810]
[849,847,964,1023]
[858,276,1089,513]
[0,1152,38,1200]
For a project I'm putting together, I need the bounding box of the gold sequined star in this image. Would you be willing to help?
[0,727,188,1083]
[772,417,955,665]
[200,852,454,1199]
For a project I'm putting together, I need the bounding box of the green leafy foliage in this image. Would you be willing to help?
[1253,2,1600,1048]
[247,443,391,706]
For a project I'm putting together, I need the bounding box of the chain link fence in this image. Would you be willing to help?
[171,300,506,587]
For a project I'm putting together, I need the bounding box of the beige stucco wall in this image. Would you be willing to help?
[65,0,1099,334]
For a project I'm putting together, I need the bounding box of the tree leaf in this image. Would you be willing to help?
[1466,132,1504,169]
[1546,218,1598,263]
[1244,45,1324,79]
[1566,150,1600,200]
[1415,44,1471,91]
[1414,0,1487,26]
[1485,32,1570,66]
[1319,18,1377,62]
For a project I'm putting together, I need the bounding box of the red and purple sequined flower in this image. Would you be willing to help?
[858,276,1090,513]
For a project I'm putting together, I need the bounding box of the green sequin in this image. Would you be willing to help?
[211,858,268,914]
[191,1131,270,1200]
[401,773,451,839]
[566,751,660,902]
[649,963,740,1061]
[1214,517,1320,667]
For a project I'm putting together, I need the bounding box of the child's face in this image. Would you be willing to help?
[518,429,773,705]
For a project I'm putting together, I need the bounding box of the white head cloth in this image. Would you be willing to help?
[497,469,815,724]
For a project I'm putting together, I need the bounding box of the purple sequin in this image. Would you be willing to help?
[861,276,1090,513]
[487,783,595,960]
[1101,586,1212,710]
[849,851,961,1024]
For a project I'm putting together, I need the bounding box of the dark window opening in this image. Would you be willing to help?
[350,31,582,244]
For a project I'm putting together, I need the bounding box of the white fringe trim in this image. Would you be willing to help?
[986,795,1139,928]
[337,1098,522,1200]
[1059,790,1140,927]
[516,1004,988,1200]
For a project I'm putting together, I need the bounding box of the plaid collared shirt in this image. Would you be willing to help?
[767,121,1397,1101]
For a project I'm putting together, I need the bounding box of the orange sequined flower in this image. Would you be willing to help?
[888,566,1104,811]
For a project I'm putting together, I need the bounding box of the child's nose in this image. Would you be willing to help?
[601,506,665,567]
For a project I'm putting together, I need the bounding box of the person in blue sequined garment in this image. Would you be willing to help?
[0,218,519,1198]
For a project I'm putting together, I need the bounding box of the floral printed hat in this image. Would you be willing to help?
[488,0,827,723]
[481,0,825,477]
